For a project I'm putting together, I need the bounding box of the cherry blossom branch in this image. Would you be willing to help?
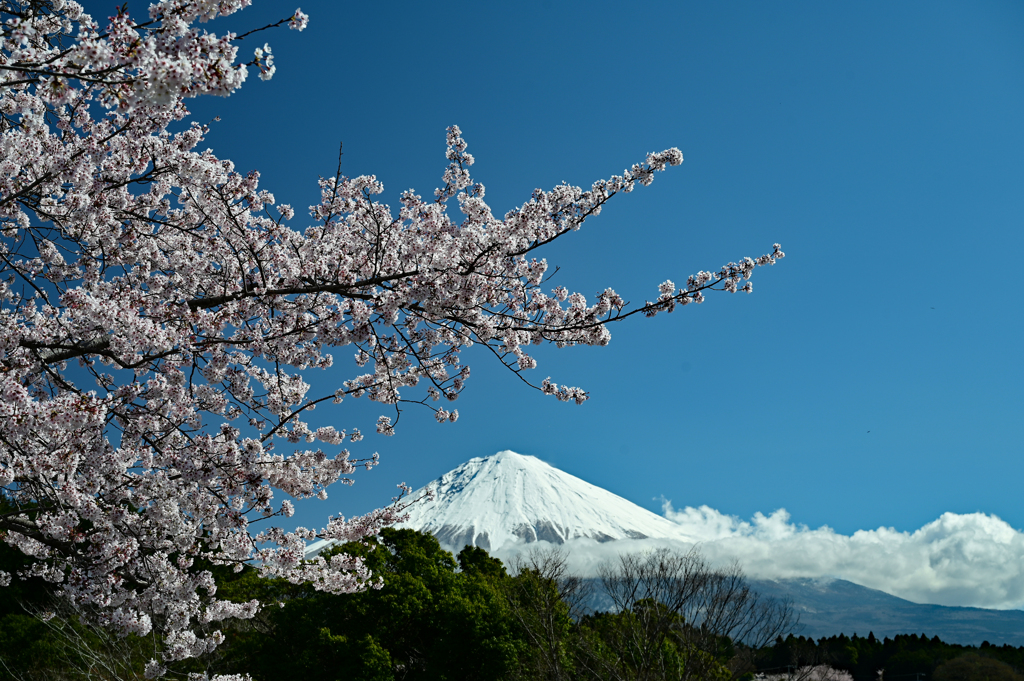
[0,4,782,673]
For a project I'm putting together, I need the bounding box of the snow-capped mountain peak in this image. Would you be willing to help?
[394,450,688,552]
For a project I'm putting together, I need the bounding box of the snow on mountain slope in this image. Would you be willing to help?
[394,450,689,552]
[304,449,688,557]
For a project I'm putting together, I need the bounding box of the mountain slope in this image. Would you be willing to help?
[396,450,688,552]
[750,577,1024,646]
[579,575,1024,646]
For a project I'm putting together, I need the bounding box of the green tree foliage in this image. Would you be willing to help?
[760,633,1024,681]
[503,560,578,680]
[932,653,1023,681]
[206,532,750,681]
[215,528,524,681]
[576,601,732,681]
[7,526,1022,681]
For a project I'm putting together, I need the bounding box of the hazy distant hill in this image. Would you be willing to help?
[749,576,1024,646]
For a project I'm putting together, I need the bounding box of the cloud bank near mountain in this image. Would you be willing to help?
[391,451,1024,611]
[498,504,1024,610]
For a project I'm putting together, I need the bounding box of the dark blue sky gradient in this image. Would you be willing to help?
[86,1,1024,536]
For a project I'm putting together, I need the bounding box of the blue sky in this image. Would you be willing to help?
[88,2,1024,545]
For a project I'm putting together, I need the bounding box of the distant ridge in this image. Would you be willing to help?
[750,577,1024,646]
[396,450,688,551]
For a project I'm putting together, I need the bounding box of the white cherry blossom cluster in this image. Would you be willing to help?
[0,0,782,674]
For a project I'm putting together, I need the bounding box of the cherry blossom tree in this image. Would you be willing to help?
[0,0,783,676]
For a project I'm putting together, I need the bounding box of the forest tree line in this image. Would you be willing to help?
[0,528,1021,681]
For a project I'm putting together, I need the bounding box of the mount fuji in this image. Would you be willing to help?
[306,450,1024,645]
[304,449,686,558]
[395,449,689,552]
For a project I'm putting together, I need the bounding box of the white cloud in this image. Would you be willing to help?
[494,505,1024,610]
